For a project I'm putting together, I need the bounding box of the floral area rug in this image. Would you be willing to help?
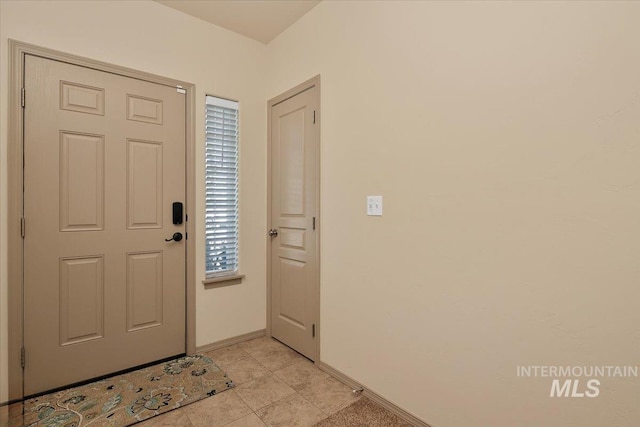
[24,354,234,427]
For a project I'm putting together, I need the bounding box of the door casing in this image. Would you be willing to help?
[6,40,197,401]
[266,75,321,361]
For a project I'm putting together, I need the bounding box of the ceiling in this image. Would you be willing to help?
[155,0,321,44]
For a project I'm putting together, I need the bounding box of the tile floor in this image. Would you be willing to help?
[0,337,412,427]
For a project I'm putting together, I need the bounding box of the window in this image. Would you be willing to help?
[205,96,239,277]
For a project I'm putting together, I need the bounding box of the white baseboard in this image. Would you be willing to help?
[316,361,432,427]
[195,329,266,354]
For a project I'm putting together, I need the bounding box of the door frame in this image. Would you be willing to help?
[266,75,321,361]
[7,40,197,401]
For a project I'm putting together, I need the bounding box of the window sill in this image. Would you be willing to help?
[202,274,245,289]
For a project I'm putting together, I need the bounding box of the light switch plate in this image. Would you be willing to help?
[367,196,383,216]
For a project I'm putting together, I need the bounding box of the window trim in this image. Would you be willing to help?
[202,273,245,288]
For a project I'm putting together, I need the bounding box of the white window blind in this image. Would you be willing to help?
[205,96,239,276]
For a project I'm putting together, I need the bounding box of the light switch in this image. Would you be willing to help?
[367,196,383,216]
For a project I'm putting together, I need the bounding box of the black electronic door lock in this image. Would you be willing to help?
[173,202,183,225]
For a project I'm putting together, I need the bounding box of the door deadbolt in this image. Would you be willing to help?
[165,232,183,242]
[268,229,278,238]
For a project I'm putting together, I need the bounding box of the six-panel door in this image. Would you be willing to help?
[23,55,186,395]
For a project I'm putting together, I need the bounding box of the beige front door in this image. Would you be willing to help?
[269,81,320,360]
[23,55,186,396]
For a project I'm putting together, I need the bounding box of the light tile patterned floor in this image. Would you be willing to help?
[1,337,411,427]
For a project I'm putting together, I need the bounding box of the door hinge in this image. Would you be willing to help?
[312,217,316,230]
[21,347,25,369]
[21,87,25,108]
[313,110,316,124]
[21,217,25,238]
[312,324,316,338]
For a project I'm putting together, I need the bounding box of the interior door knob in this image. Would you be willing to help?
[165,232,183,242]
[268,229,278,238]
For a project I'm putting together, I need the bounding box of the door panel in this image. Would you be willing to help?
[60,81,105,115]
[127,139,164,229]
[126,251,164,332]
[270,85,319,360]
[59,256,105,346]
[23,55,186,395]
[60,132,105,231]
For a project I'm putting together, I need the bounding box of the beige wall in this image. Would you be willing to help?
[0,0,267,401]
[266,1,640,426]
